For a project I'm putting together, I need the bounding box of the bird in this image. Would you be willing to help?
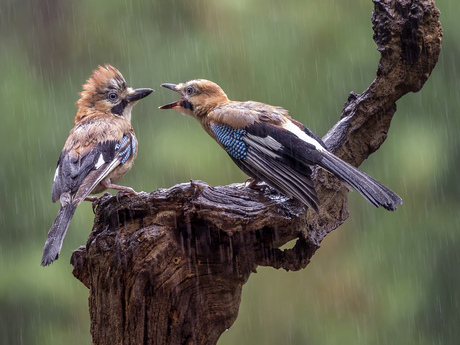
[41,64,153,266]
[159,79,402,213]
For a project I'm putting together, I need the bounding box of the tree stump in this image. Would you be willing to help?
[71,0,442,344]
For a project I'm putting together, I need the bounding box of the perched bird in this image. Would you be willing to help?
[41,65,153,266]
[159,79,402,212]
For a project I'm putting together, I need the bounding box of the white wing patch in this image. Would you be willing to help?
[53,166,59,182]
[95,154,105,169]
[282,121,327,152]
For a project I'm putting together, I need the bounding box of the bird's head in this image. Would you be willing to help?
[159,79,229,118]
[75,64,153,123]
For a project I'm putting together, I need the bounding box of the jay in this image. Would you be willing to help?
[159,79,402,213]
[41,65,153,266]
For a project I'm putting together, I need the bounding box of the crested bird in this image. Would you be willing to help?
[159,79,402,212]
[41,64,153,266]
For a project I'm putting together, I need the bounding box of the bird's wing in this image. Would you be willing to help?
[209,104,402,211]
[210,118,323,211]
[52,132,136,205]
[209,101,328,155]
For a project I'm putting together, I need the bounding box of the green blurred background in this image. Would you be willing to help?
[0,0,457,344]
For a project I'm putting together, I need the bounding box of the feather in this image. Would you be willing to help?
[41,202,77,266]
[318,152,402,210]
[241,136,319,211]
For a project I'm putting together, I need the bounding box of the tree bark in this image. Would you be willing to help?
[71,1,442,344]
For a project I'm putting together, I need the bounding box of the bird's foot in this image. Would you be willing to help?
[245,178,268,192]
[115,187,141,202]
[100,180,140,202]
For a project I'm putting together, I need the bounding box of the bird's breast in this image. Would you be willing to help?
[68,115,134,150]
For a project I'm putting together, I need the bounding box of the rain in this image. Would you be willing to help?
[0,0,456,344]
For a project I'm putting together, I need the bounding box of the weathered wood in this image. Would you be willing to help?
[71,1,442,344]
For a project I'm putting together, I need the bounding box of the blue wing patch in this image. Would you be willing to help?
[118,145,132,164]
[115,134,134,165]
[115,135,129,151]
[212,124,248,160]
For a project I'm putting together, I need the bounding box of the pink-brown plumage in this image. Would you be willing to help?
[42,65,153,266]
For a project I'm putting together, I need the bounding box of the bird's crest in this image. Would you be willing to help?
[75,65,127,115]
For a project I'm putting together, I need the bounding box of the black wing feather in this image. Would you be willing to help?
[240,122,321,211]
[245,121,323,165]
[51,139,119,203]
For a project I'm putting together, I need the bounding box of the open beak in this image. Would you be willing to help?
[127,88,154,102]
[159,83,182,109]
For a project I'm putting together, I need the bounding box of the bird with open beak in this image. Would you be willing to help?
[41,65,153,266]
[159,79,402,212]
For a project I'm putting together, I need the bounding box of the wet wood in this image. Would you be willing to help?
[71,1,442,344]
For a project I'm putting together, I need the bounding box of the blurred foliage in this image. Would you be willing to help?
[0,0,457,344]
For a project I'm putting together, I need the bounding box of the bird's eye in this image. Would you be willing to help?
[186,87,194,95]
[108,92,118,101]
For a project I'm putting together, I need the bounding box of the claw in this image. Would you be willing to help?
[245,178,268,191]
[115,187,138,202]
[92,200,99,213]
[85,192,112,213]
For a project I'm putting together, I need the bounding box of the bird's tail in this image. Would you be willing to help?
[319,152,402,211]
[41,203,77,266]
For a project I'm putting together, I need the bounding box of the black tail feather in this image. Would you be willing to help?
[41,203,77,266]
[319,153,402,211]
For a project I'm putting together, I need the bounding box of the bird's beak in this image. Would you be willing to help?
[127,88,154,102]
[159,83,182,109]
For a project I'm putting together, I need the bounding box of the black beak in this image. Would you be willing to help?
[160,83,178,92]
[127,88,154,102]
[159,83,182,109]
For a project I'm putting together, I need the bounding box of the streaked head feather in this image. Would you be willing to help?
[76,65,126,107]
[74,64,128,123]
